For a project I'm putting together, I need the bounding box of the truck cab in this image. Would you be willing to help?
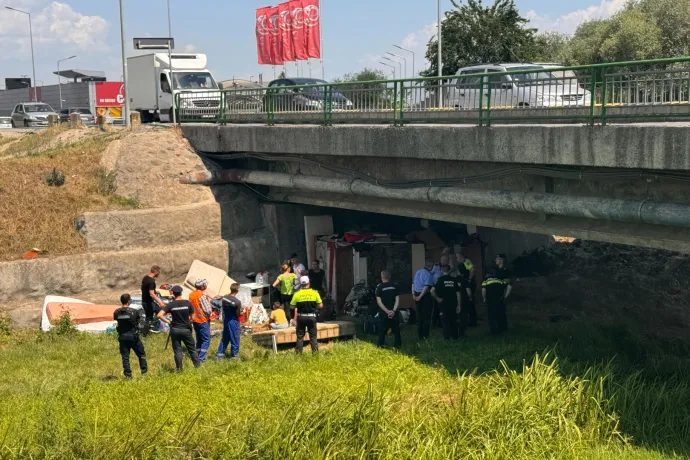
[127,53,221,123]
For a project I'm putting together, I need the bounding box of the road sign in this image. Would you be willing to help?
[133,37,174,50]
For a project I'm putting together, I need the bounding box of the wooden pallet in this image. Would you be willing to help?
[251,321,357,353]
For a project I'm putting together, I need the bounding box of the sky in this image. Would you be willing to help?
[0,0,628,87]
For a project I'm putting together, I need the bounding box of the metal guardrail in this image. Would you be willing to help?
[176,56,690,126]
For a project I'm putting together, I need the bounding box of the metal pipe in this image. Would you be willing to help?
[437,0,443,108]
[167,0,176,125]
[184,169,690,229]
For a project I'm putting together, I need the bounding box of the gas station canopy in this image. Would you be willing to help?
[53,69,106,82]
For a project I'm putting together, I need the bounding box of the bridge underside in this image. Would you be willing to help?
[182,123,690,253]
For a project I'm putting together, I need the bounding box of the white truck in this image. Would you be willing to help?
[127,53,221,123]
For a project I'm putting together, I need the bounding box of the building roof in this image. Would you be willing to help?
[52,69,106,81]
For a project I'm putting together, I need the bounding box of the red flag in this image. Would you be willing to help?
[278,2,295,62]
[256,7,272,65]
[302,0,321,59]
[289,0,307,60]
[267,6,284,65]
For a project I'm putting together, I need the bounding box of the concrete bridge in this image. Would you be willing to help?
[181,122,690,255]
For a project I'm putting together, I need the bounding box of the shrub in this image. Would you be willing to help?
[45,168,65,187]
[96,168,117,196]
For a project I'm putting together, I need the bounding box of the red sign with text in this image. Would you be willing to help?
[95,82,125,107]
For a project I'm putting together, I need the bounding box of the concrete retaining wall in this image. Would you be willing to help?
[182,123,690,171]
[0,240,229,302]
[79,200,265,251]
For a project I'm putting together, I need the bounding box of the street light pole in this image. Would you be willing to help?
[393,45,415,78]
[437,0,443,108]
[57,55,76,109]
[379,62,396,80]
[382,56,401,80]
[5,7,37,102]
[118,0,131,128]
[386,52,407,79]
[167,0,176,125]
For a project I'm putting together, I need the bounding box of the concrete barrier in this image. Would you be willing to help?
[69,112,82,127]
[0,240,229,303]
[130,111,141,127]
[47,115,59,126]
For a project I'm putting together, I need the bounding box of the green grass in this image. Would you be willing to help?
[0,320,688,459]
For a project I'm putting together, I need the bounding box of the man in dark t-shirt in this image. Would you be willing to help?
[308,260,326,295]
[375,270,401,348]
[113,293,147,378]
[432,265,462,341]
[213,283,243,359]
[141,265,166,333]
[157,286,201,371]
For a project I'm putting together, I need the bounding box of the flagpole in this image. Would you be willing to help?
[319,0,324,79]
[308,60,312,78]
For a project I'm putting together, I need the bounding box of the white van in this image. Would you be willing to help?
[448,63,591,109]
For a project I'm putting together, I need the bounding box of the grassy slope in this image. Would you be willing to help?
[0,128,137,261]
[0,320,687,460]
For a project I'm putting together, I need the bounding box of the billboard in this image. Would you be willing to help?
[94,82,125,107]
[5,77,31,91]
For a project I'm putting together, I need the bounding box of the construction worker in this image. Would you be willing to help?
[482,269,509,335]
[431,265,462,341]
[291,276,323,354]
[214,283,243,360]
[412,259,435,340]
[113,294,147,379]
[375,270,401,348]
[157,286,201,371]
[188,278,213,362]
[141,265,166,334]
[456,251,477,327]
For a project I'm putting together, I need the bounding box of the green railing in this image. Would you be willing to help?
[175,56,690,126]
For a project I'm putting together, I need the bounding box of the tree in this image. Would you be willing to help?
[639,0,690,58]
[332,68,391,109]
[277,71,287,79]
[421,0,537,77]
[531,32,570,63]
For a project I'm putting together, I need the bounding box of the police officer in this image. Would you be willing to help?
[455,251,478,327]
[375,270,401,348]
[113,294,147,379]
[412,260,435,340]
[157,286,201,371]
[290,276,323,354]
[431,265,462,340]
[482,269,508,335]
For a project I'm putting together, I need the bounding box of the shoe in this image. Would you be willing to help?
[214,354,224,361]
[149,328,161,334]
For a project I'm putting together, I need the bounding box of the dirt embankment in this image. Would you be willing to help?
[100,128,215,207]
[0,126,213,261]
[510,240,690,347]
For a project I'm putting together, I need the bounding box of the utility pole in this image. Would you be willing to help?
[119,0,131,127]
[393,45,415,78]
[57,55,76,109]
[167,0,176,125]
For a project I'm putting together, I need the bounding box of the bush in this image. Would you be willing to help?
[96,168,117,196]
[51,312,78,336]
[45,168,65,187]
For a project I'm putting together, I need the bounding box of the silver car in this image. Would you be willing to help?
[449,63,591,109]
[0,117,11,129]
[11,102,58,128]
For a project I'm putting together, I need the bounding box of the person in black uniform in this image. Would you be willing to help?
[374,270,401,348]
[482,269,508,335]
[141,265,165,334]
[431,265,462,341]
[114,293,148,379]
[157,286,201,371]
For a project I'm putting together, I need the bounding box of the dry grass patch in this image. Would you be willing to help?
[0,131,138,261]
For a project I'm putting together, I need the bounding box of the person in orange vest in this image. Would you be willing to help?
[188,278,213,362]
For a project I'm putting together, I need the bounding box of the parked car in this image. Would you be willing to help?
[11,102,58,128]
[0,117,11,129]
[264,78,353,111]
[449,63,591,109]
[220,79,264,113]
[59,107,96,125]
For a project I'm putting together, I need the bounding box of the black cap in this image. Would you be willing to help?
[171,285,183,295]
[496,254,506,260]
